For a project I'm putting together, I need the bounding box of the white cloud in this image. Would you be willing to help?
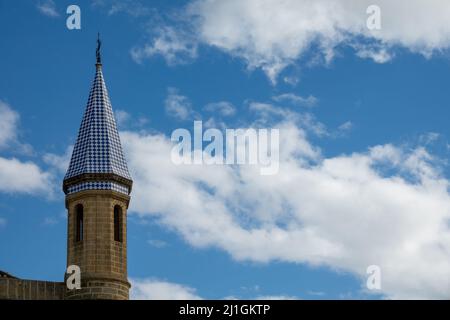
[164,87,197,121]
[336,121,353,137]
[0,100,20,149]
[115,110,131,127]
[0,103,55,195]
[43,146,73,174]
[354,45,393,64]
[133,0,450,83]
[419,132,440,145]
[121,102,450,299]
[131,279,202,300]
[42,217,58,226]
[92,0,152,17]
[36,0,60,17]
[0,100,34,155]
[283,76,300,86]
[131,278,299,300]
[272,94,318,108]
[0,157,54,195]
[131,26,198,65]
[255,295,299,300]
[147,239,168,248]
[307,290,325,297]
[248,102,327,137]
[204,101,236,116]
[338,121,353,132]
[114,110,149,129]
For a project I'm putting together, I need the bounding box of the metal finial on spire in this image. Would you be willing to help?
[96,33,102,64]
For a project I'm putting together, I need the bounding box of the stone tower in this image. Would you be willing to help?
[62,36,133,300]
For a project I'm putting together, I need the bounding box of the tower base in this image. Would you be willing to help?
[65,278,130,300]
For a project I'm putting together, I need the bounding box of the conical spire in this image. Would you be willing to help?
[63,38,132,195]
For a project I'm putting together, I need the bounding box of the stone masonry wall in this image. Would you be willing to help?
[64,278,130,300]
[0,278,64,300]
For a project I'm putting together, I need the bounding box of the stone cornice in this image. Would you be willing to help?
[62,173,133,195]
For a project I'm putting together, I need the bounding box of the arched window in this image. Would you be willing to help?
[114,205,122,242]
[75,204,84,242]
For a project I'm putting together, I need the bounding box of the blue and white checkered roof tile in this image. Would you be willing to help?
[64,65,131,181]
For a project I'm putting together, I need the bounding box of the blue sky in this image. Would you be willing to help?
[0,0,449,299]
